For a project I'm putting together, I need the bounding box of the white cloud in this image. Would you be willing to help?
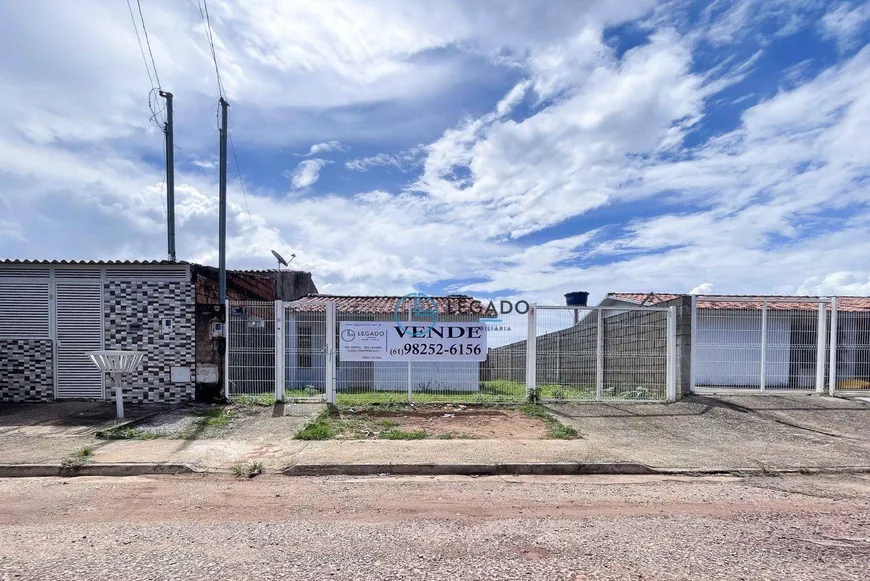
[1,0,869,306]
[796,272,870,296]
[820,2,870,49]
[306,141,344,155]
[345,147,424,172]
[690,283,714,295]
[287,159,331,189]
[191,158,217,169]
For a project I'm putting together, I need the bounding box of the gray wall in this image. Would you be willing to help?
[482,298,692,399]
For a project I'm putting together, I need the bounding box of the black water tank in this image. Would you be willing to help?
[564,291,589,306]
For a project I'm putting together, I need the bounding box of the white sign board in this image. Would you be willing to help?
[339,321,487,362]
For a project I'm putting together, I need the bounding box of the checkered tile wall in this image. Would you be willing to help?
[0,340,54,402]
[104,281,196,403]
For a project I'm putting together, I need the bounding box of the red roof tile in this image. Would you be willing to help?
[607,293,870,312]
[287,294,498,316]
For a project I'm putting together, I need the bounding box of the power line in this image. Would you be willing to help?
[135,0,162,89]
[126,0,155,90]
[198,0,225,98]
[228,132,256,235]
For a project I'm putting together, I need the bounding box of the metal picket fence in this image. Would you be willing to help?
[690,297,831,393]
[225,301,276,399]
[218,295,870,403]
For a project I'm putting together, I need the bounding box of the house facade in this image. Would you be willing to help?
[0,259,316,403]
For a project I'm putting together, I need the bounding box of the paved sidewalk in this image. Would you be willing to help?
[2,394,869,475]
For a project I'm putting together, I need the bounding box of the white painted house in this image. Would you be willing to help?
[603,293,870,391]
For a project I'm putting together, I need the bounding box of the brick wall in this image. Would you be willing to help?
[0,339,54,402]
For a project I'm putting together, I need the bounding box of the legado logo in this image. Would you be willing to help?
[394,292,439,338]
[340,328,356,342]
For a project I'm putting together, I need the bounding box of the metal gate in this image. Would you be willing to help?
[226,301,276,399]
[690,297,831,393]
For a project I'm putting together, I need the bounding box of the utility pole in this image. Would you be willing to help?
[218,97,229,303]
[159,90,176,262]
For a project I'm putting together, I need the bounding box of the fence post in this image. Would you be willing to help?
[525,304,536,400]
[760,301,768,391]
[689,295,697,393]
[274,300,284,401]
[815,301,826,393]
[829,297,838,396]
[325,301,336,404]
[407,303,413,403]
[224,299,230,399]
[667,306,677,402]
[596,308,604,400]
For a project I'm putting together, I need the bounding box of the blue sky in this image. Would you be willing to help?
[1,0,870,305]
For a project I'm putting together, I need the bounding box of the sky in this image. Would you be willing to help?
[1,0,869,306]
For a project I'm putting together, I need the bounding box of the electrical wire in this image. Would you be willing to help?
[126,0,155,91]
[135,0,162,89]
[228,132,256,235]
[198,0,225,98]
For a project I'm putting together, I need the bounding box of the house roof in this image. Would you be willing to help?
[287,294,498,316]
[0,259,188,266]
[606,292,870,312]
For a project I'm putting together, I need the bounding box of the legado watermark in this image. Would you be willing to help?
[394,292,439,337]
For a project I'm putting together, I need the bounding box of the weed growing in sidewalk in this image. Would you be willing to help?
[295,410,337,440]
[97,427,163,440]
[232,394,276,407]
[521,404,581,440]
[232,460,264,478]
[179,407,236,439]
[61,446,94,470]
[380,428,427,440]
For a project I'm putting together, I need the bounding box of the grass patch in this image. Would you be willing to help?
[179,407,236,439]
[191,407,235,428]
[61,446,94,470]
[231,460,264,478]
[379,428,427,440]
[521,404,581,440]
[97,427,162,440]
[520,404,551,419]
[295,410,337,440]
[231,394,276,407]
[549,424,579,440]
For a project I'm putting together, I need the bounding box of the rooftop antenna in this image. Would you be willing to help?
[271,249,295,273]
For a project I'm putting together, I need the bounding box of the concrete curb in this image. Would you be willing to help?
[3,462,870,479]
[284,462,661,476]
[281,462,870,477]
[0,463,196,478]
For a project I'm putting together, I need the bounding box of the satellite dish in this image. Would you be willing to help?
[271,249,289,267]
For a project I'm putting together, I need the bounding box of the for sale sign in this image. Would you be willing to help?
[339,322,487,362]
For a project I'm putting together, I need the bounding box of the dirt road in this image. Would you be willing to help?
[1,473,869,580]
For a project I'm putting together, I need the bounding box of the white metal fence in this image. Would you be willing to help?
[227,296,870,403]
[226,301,276,399]
[690,297,835,394]
[226,300,678,404]
[524,305,675,402]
